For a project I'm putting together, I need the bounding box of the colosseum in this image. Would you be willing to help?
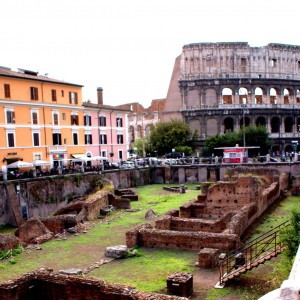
[162,42,300,154]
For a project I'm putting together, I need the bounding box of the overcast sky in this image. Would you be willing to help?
[2,0,299,107]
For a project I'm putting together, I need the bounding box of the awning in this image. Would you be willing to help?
[2,156,23,164]
[72,154,86,159]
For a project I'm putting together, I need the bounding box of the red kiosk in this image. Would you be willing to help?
[215,145,259,163]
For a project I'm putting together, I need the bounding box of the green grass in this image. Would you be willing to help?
[0,184,298,299]
[0,184,200,283]
[89,248,196,292]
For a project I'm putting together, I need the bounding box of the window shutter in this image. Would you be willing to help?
[75,92,78,104]
[69,92,72,104]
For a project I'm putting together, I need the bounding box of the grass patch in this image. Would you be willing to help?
[89,248,196,292]
[0,184,200,283]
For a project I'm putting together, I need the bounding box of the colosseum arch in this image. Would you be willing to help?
[284,116,293,133]
[129,126,135,143]
[296,89,300,104]
[284,88,290,105]
[223,117,234,133]
[206,118,218,136]
[239,116,251,128]
[205,88,217,107]
[222,88,233,104]
[189,118,201,132]
[271,116,280,133]
[186,89,200,108]
[238,87,249,104]
[256,116,266,127]
[145,124,152,137]
[254,87,263,104]
[137,125,143,138]
[270,87,279,104]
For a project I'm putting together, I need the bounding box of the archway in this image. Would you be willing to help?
[284,117,293,133]
[256,116,266,127]
[222,88,233,104]
[223,117,234,133]
[254,87,263,104]
[271,117,280,133]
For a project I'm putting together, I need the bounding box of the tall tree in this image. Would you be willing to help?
[146,120,198,156]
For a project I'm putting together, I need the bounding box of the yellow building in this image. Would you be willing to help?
[0,66,86,168]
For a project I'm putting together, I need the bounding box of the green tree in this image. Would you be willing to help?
[132,138,145,157]
[147,120,198,156]
[281,207,300,258]
[203,126,270,156]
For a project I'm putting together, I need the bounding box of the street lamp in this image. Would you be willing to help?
[241,98,247,148]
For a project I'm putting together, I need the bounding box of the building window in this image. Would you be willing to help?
[53,112,59,125]
[99,116,106,126]
[32,111,38,124]
[51,89,57,101]
[52,133,62,145]
[6,111,15,124]
[69,92,78,104]
[71,114,79,125]
[100,134,107,144]
[33,132,40,146]
[85,134,93,144]
[4,84,10,98]
[64,138,67,145]
[73,133,78,145]
[101,150,107,157]
[84,115,91,126]
[62,113,66,120]
[117,134,123,144]
[61,90,64,97]
[271,59,277,67]
[116,117,123,127]
[30,87,39,100]
[7,132,15,147]
[118,150,123,159]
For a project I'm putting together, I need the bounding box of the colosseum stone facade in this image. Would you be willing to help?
[163,42,300,154]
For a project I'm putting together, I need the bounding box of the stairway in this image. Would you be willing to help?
[216,220,290,287]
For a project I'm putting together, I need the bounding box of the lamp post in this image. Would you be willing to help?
[241,98,247,148]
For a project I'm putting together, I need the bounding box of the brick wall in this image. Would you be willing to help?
[0,268,188,300]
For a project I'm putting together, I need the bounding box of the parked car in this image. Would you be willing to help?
[258,156,278,163]
[164,152,182,159]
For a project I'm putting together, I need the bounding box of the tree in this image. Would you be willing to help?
[203,126,270,156]
[281,207,300,259]
[147,120,198,156]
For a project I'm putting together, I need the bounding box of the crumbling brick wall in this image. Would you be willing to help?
[126,168,284,254]
[127,225,240,251]
[0,268,188,300]
[155,212,233,233]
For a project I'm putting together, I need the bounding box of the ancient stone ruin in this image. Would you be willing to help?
[0,267,188,300]
[126,167,288,266]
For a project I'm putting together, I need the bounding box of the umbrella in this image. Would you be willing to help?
[91,156,108,161]
[31,159,51,166]
[6,160,34,169]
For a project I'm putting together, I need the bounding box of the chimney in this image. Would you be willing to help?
[97,87,103,105]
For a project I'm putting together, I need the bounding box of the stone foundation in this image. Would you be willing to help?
[197,248,220,268]
[0,268,188,300]
[126,167,286,260]
[167,272,193,297]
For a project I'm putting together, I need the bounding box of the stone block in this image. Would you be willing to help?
[198,248,220,268]
[167,272,193,297]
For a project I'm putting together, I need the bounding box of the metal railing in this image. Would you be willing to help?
[218,220,290,285]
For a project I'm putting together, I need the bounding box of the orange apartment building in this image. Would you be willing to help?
[0,66,130,171]
[0,66,87,168]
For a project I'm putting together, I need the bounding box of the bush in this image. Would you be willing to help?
[281,207,300,258]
